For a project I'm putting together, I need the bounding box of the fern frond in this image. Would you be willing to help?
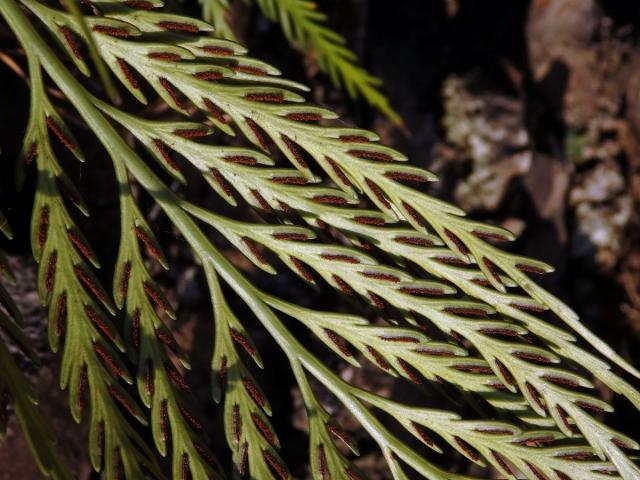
[252,0,401,125]
[0,334,73,480]
[0,234,72,479]
[112,160,224,479]
[198,0,401,123]
[0,211,11,239]
[0,256,33,361]
[357,391,619,480]
[3,0,639,477]
[183,203,640,477]
[19,52,162,480]
[20,15,214,476]
[1,14,489,475]
[63,2,637,387]
[85,37,640,473]
[206,266,291,478]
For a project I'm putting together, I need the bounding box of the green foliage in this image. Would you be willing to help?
[200,0,401,124]
[23,49,163,479]
[0,0,638,479]
[199,0,235,39]
[0,220,72,480]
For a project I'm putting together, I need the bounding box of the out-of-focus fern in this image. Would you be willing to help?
[200,0,401,124]
[0,0,638,478]
[0,211,11,239]
[199,0,235,39]
[0,219,72,479]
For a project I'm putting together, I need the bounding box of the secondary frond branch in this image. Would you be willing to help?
[184,205,640,477]
[112,159,224,479]
[19,51,161,480]
[207,266,290,479]
[0,239,73,480]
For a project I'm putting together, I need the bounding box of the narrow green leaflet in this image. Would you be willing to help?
[0,224,72,480]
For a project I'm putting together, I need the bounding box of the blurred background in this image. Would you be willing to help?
[1,0,640,478]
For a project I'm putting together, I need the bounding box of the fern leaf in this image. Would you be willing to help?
[3,22,486,475]
[95,89,640,476]
[183,202,640,477]
[19,52,162,480]
[112,160,224,479]
[206,266,290,479]
[3,0,639,477]
[0,211,11,239]
[0,238,72,479]
[65,3,637,386]
[255,0,401,124]
[0,336,74,480]
[199,0,236,40]
[198,0,401,124]
[358,391,620,480]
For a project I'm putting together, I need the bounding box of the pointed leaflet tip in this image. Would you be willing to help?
[0,213,13,240]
